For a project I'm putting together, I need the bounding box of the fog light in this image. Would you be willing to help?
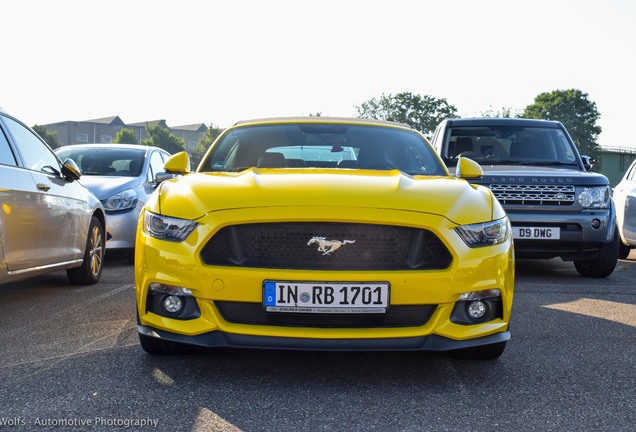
[591,219,601,229]
[163,295,183,314]
[452,289,503,325]
[467,300,487,319]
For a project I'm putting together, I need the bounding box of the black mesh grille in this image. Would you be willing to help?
[215,301,436,328]
[200,222,452,270]
[489,184,575,206]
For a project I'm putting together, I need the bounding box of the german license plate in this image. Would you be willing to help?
[512,227,560,240]
[263,281,389,313]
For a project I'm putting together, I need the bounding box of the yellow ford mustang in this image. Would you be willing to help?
[135,117,514,360]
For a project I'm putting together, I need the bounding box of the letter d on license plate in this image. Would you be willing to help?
[263,280,389,314]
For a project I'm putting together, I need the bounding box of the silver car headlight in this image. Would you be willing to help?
[104,189,138,211]
[143,211,198,242]
[455,216,510,248]
[578,186,611,209]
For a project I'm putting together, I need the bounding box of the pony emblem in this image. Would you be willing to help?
[307,237,355,255]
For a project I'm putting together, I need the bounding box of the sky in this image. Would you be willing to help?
[2,0,635,148]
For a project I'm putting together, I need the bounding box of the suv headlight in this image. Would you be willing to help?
[455,216,510,248]
[143,211,198,242]
[103,189,138,211]
[578,186,611,209]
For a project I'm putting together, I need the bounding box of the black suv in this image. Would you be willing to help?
[431,118,618,278]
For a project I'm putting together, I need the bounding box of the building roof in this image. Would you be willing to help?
[84,116,126,126]
[600,146,636,154]
[172,123,208,132]
[127,119,169,128]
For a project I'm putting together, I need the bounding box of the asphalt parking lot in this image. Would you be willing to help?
[0,253,635,432]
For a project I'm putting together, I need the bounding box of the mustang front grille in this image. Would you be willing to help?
[489,184,575,205]
[200,222,452,270]
[215,301,437,328]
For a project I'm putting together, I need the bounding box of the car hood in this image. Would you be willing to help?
[153,169,497,225]
[79,175,140,200]
[476,164,609,186]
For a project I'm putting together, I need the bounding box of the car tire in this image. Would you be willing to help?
[448,341,507,360]
[138,333,192,355]
[573,230,619,278]
[618,242,632,260]
[67,216,105,285]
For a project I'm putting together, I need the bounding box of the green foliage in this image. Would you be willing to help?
[141,123,185,154]
[198,123,224,148]
[191,123,224,168]
[32,124,61,149]
[113,128,139,144]
[521,89,602,166]
[355,92,458,136]
[480,106,518,118]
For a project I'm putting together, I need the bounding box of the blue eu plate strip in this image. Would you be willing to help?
[264,281,276,306]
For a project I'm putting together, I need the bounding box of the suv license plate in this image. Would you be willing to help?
[512,227,560,240]
[263,281,389,314]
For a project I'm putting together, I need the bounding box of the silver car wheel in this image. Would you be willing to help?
[88,224,104,276]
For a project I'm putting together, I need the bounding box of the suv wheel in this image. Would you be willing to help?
[573,231,619,278]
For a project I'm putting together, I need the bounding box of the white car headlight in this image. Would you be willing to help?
[143,211,198,242]
[455,216,510,248]
[578,186,610,209]
[104,189,138,211]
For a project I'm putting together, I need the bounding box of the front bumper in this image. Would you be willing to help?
[506,208,615,260]
[135,206,515,350]
[138,324,511,351]
[104,208,140,250]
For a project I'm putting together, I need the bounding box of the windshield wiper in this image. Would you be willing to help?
[480,159,525,165]
[517,161,579,166]
[481,159,577,166]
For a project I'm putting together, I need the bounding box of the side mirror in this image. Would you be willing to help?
[61,158,81,181]
[164,151,191,173]
[581,155,595,171]
[155,151,191,186]
[455,157,483,179]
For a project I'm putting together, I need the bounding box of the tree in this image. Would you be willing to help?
[521,89,602,165]
[141,123,185,154]
[113,128,139,144]
[480,106,518,118]
[355,92,458,136]
[32,125,61,149]
[191,123,224,168]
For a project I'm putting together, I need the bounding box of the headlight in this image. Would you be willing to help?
[578,186,610,209]
[103,189,138,211]
[455,216,510,248]
[143,211,198,242]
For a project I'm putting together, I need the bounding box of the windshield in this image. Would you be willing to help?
[198,123,446,176]
[442,125,580,167]
[56,147,146,176]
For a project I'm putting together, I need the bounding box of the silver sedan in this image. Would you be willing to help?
[0,108,106,285]
[55,144,171,262]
